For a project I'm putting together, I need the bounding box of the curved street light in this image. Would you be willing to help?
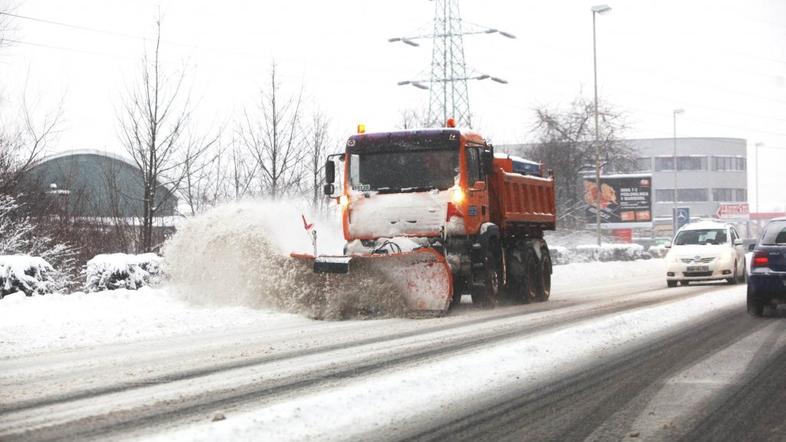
[592,3,612,246]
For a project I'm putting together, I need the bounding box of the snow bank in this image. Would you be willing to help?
[84,253,163,292]
[0,255,56,298]
[162,200,408,320]
[0,287,304,358]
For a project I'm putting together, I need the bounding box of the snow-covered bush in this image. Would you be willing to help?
[648,244,669,258]
[573,243,651,262]
[0,255,57,298]
[84,253,164,292]
[548,246,570,265]
[0,194,79,292]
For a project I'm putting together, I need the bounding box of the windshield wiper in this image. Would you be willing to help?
[373,186,437,194]
[400,186,437,193]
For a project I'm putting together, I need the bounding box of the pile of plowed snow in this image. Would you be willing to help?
[162,201,408,320]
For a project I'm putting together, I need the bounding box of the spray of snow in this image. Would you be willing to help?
[162,200,408,320]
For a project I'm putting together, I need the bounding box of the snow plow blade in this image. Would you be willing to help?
[290,248,453,314]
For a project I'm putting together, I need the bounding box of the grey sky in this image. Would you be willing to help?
[2,0,785,209]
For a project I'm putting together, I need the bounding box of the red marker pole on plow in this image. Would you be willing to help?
[301,214,318,257]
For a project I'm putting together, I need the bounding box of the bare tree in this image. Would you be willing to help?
[179,132,223,215]
[306,110,330,209]
[118,18,207,251]
[396,108,427,130]
[0,92,63,195]
[525,96,634,227]
[238,62,306,199]
[226,136,257,200]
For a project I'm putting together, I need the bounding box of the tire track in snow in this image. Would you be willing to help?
[404,310,770,442]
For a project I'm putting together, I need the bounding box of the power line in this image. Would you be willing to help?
[0,11,141,40]
[4,38,131,58]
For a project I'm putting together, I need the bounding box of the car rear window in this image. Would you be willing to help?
[761,220,786,245]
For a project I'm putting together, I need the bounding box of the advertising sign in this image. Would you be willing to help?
[583,174,653,229]
[715,203,749,220]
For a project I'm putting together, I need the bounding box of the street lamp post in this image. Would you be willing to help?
[591,4,611,247]
[672,108,684,234]
[755,142,764,234]
[755,142,763,215]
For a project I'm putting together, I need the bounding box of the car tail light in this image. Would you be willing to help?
[752,252,769,268]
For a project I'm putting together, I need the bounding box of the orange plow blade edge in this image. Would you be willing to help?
[290,248,453,314]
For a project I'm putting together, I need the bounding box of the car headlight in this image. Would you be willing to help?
[715,253,731,266]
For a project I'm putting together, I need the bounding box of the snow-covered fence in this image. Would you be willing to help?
[0,255,57,298]
[85,253,164,292]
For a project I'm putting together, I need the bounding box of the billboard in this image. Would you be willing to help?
[583,174,653,229]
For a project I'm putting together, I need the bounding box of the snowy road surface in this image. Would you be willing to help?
[2,259,785,441]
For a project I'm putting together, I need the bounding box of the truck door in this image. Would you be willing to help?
[465,146,490,232]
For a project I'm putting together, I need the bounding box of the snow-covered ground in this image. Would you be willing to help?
[0,259,667,359]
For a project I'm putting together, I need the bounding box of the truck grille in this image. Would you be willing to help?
[681,257,716,264]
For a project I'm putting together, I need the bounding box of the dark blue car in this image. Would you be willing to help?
[747,218,786,317]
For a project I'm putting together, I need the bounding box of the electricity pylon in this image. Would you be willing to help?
[390,0,515,128]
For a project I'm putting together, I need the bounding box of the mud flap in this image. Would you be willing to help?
[290,248,453,314]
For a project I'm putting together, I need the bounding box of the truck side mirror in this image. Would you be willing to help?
[481,150,494,175]
[323,183,335,196]
[325,160,335,184]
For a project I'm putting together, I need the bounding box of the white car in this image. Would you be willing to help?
[665,221,746,287]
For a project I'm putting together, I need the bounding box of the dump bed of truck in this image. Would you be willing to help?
[490,156,557,231]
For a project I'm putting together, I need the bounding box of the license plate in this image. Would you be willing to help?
[687,265,709,272]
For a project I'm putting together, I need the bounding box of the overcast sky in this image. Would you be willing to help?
[1,0,785,209]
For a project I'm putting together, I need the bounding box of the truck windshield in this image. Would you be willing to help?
[349,149,459,192]
[673,229,728,245]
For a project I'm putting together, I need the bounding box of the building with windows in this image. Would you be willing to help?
[625,137,747,235]
[498,137,748,237]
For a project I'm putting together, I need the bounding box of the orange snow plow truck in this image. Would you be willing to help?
[292,124,556,315]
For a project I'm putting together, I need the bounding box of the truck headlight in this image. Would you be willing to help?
[451,187,465,204]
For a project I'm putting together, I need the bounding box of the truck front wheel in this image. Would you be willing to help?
[471,250,500,308]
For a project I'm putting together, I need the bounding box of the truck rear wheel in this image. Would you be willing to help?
[536,248,551,302]
[504,247,528,304]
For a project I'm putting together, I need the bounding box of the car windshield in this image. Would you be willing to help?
[761,220,786,245]
[349,148,459,192]
[673,228,728,245]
